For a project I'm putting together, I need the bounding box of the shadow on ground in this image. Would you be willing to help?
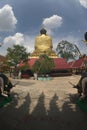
[0,92,87,130]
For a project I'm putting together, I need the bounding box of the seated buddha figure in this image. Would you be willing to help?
[30,28,57,58]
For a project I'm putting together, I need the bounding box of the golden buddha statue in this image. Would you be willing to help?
[30,28,57,58]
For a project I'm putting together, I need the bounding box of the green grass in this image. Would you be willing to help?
[76,98,87,113]
[0,95,12,108]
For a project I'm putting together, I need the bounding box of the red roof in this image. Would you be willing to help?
[19,58,38,68]
[19,62,25,67]
[18,56,87,70]
[53,58,70,70]
[68,57,87,69]
[28,58,38,68]
[28,58,70,70]
[68,61,74,67]
[72,59,84,68]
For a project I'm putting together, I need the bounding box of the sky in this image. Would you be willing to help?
[0,0,87,56]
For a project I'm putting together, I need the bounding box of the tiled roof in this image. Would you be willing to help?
[68,61,74,67]
[28,58,38,68]
[68,57,87,68]
[19,58,38,67]
[28,58,70,70]
[19,62,25,67]
[72,59,84,68]
[53,58,70,70]
[20,57,87,70]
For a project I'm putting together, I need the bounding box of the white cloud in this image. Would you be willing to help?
[42,15,63,35]
[0,4,17,31]
[79,0,87,8]
[1,32,87,56]
[42,15,63,29]
[4,33,24,46]
[2,33,34,55]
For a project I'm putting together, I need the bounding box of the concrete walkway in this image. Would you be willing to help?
[0,75,87,130]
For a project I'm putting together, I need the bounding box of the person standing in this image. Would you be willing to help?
[33,72,38,80]
[18,70,22,79]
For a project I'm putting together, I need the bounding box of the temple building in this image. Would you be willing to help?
[22,30,87,75]
[19,28,72,77]
[25,28,71,76]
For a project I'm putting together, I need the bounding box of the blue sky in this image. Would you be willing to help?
[0,0,87,56]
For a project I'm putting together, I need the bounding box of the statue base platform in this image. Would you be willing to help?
[30,50,58,58]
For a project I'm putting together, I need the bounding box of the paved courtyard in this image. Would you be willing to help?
[0,75,87,130]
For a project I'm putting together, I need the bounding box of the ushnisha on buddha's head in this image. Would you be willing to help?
[40,28,47,35]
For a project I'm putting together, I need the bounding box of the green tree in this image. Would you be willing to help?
[19,61,29,71]
[56,40,81,62]
[32,54,55,76]
[6,45,29,67]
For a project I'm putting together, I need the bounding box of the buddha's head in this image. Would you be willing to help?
[40,28,47,35]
